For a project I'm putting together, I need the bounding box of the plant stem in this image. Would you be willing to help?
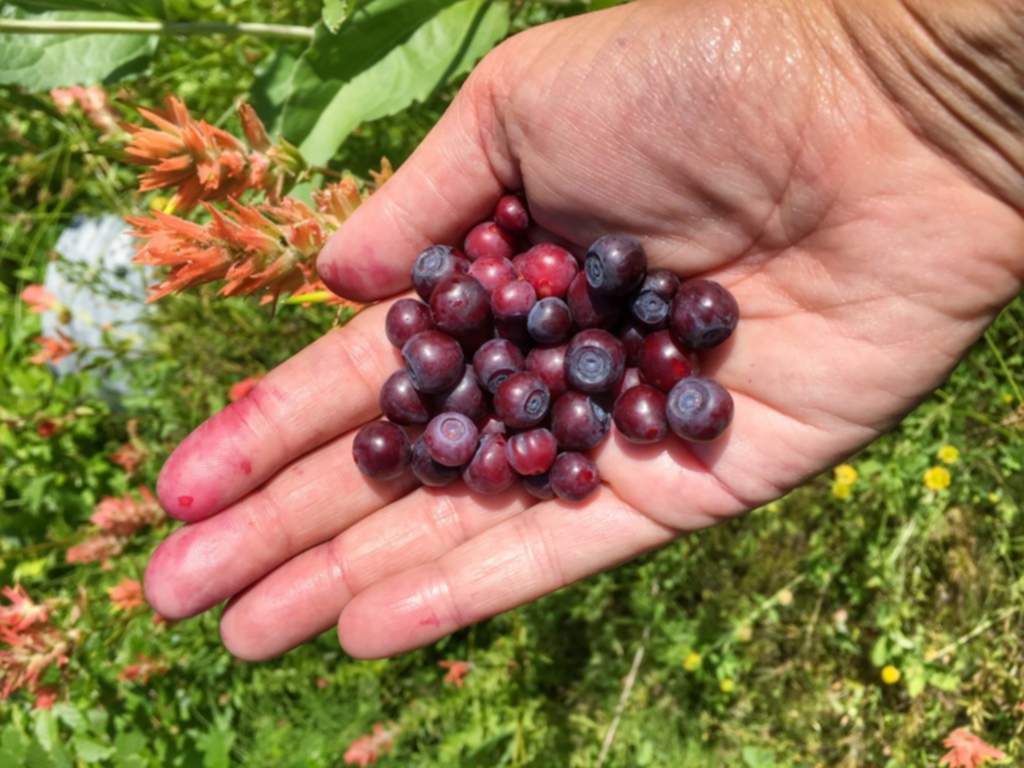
[0,18,314,41]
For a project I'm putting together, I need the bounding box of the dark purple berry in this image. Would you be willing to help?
[522,472,554,501]
[402,330,465,394]
[525,344,569,400]
[565,329,626,394]
[412,245,468,301]
[518,243,578,299]
[473,338,525,393]
[613,385,668,443]
[549,452,600,501]
[566,273,619,329]
[630,290,670,330]
[463,434,515,494]
[527,297,573,345]
[431,365,487,423]
[619,322,646,367]
[493,372,550,429]
[638,330,698,392]
[494,194,529,232]
[505,428,558,476]
[429,273,491,337]
[665,377,734,441]
[385,298,433,349]
[410,436,460,487]
[670,279,739,350]
[551,392,611,450]
[584,234,646,296]
[640,269,680,300]
[353,421,410,480]
[468,255,517,293]
[423,412,480,467]
[379,369,431,425]
[464,221,516,262]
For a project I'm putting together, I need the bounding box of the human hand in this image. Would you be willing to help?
[144,0,1024,659]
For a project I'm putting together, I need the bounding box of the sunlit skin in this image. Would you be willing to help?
[144,0,1023,660]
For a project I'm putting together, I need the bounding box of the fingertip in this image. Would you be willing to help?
[156,442,222,522]
[143,535,190,621]
[317,228,410,302]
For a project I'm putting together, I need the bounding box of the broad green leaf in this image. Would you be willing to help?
[322,0,357,33]
[12,556,48,580]
[71,737,114,764]
[0,10,156,91]
[280,0,509,164]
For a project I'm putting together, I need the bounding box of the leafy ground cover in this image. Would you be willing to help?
[1,1,1022,765]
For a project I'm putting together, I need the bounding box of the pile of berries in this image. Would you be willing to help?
[353,193,738,502]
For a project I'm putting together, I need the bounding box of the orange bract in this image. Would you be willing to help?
[940,728,1007,768]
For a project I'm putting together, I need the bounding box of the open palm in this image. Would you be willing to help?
[144,0,1023,659]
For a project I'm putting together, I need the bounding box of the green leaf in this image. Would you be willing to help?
[0,10,156,91]
[279,0,509,164]
[12,556,48,580]
[71,737,114,764]
[321,0,357,33]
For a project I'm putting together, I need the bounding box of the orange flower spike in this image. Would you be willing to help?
[19,285,60,314]
[107,579,145,612]
[29,335,75,365]
[239,103,271,152]
[0,586,48,634]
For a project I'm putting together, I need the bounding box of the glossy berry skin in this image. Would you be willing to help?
[522,472,554,501]
[549,452,601,502]
[613,385,668,443]
[431,365,487,424]
[567,273,619,329]
[630,290,671,330]
[464,221,516,262]
[551,391,611,450]
[402,330,465,394]
[412,245,468,301]
[518,243,578,299]
[640,269,680,300]
[527,297,573,345]
[670,279,740,350]
[410,436,460,487]
[565,329,626,394]
[468,255,517,293]
[612,367,643,400]
[463,434,515,495]
[638,330,698,392]
[379,369,431,425]
[505,428,558,476]
[353,421,410,480]
[525,344,569,400]
[473,338,525,393]
[493,372,551,429]
[429,273,491,337]
[666,377,734,442]
[385,298,433,349]
[492,279,537,322]
[494,194,529,232]
[584,234,646,296]
[480,417,507,436]
[423,412,480,467]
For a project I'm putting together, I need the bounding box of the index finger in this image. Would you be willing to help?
[156,300,401,521]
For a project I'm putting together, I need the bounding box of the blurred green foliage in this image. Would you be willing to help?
[1,0,1023,766]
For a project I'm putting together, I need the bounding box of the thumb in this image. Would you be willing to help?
[317,56,519,302]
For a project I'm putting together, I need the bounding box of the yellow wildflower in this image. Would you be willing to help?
[880,665,901,685]
[682,652,701,672]
[776,588,793,607]
[719,678,735,693]
[734,625,752,643]
[988,492,1001,504]
[1002,392,1014,404]
[937,445,959,464]
[148,194,168,211]
[834,464,858,484]
[923,466,951,491]
[831,480,852,500]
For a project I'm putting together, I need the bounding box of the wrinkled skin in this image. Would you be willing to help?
[145,0,1023,659]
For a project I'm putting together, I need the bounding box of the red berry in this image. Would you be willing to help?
[584,234,646,295]
[402,330,465,394]
[353,421,410,480]
[423,412,479,467]
[410,436,460,487]
[468,255,517,293]
[505,428,558,476]
[551,391,610,450]
[429,273,491,337]
[493,371,551,429]
[670,279,739,350]
[494,194,529,232]
[525,344,569,400]
[612,385,668,443]
[412,245,468,301]
[464,221,516,261]
[431,365,487,424]
[473,338,525,394]
[463,434,515,494]
[379,369,431,425]
[665,377,734,442]
[549,452,600,501]
[385,298,433,348]
[566,273,619,329]
[565,329,626,394]
[637,330,698,392]
[518,243,578,299]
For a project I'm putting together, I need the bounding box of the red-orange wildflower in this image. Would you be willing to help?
[107,579,145,612]
[19,284,60,314]
[90,487,163,536]
[343,723,398,767]
[0,586,48,634]
[438,659,473,688]
[111,443,143,474]
[229,375,262,402]
[0,592,74,701]
[32,687,58,710]
[66,533,124,565]
[117,654,168,684]
[940,728,1007,768]
[29,334,75,365]
[51,86,118,135]
[35,419,59,438]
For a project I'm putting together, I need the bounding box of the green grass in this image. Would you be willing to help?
[1,4,1023,766]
